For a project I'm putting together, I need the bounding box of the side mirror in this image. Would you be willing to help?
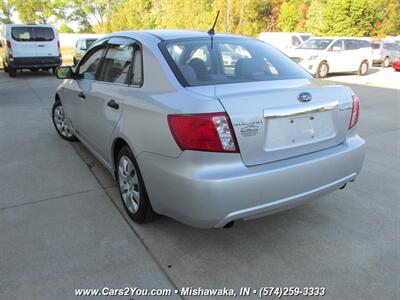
[331,46,342,52]
[56,66,74,79]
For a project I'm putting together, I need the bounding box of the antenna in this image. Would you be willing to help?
[207,10,220,35]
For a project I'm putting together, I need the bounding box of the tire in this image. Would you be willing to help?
[116,145,155,223]
[381,57,390,68]
[73,57,77,66]
[30,68,39,72]
[357,60,369,76]
[9,67,16,77]
[52,100,78,141]
[316,61,329,78]
[52,67,57,75]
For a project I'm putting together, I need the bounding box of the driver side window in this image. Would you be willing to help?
[77,46,105,80]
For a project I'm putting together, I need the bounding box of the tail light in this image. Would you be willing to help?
[6,40,12,58]
[349,94,360,129]
[168,112,239,153]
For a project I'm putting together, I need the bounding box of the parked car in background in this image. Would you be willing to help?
[371,41,400,67]
[52,30,365,228]
[0,24,61,77]
[290,37,373,78]
[73,38,98,65]
[259,32,312,55]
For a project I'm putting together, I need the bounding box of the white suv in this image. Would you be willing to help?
[0,24,62,77]
[290,37,373,78]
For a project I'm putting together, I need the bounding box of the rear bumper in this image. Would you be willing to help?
[9,56,61,69]
[138,136,366,228]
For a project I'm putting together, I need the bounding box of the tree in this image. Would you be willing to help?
[15,0,56,23]
[58,23,74,33]
[0,0,14,24]
[370,0,400,38]
[305,0,326,35]
[323,0,376,36]
[277,0,302,32]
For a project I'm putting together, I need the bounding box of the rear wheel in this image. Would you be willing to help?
[116,146,155,223]
[8,67,16,77]
[381,57,390,68]
[52,100,78,141]
[357,60,369,76]
[316,61,329,78]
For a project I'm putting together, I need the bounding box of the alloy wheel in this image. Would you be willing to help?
[53,105,73,138]
[118,155,141,214]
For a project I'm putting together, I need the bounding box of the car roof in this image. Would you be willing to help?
[113,29,247,41]
[7,23,55,28]
[308,36,369,40]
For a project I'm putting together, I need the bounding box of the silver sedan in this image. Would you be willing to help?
[52,30,366,228]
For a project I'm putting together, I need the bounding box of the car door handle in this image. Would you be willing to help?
[78,92,86,99]
[107,99,119,110]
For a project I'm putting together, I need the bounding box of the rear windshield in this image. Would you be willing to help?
[11,27,55,42]
[299,39,333,50]
[371,43,381,49]
[160,38,311,87]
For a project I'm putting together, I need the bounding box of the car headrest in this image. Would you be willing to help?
[235,58,266,78]
[188,58,209,80]
[179,64,197,83]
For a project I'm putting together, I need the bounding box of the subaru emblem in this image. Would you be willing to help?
[298,92,312,103]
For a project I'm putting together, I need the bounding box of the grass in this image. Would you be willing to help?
[0,47,75,70]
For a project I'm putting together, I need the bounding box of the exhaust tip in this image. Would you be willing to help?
[223,221,235,229]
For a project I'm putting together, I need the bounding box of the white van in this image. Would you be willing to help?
[0,24,62,77]
[258,32,312,55]
[290,37,373,78]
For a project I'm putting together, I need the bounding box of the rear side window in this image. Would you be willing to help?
[11,27,54,42]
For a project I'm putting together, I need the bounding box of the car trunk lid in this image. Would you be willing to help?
[187,79,353,166]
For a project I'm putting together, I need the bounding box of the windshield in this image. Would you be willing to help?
[160,38,312,87]
[299,39,333,50]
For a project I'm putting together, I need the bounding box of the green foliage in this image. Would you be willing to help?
[305,0,325,35]
[0,0,14,24]
[3,0,400,37]
[58,23,74,33]
[278,0,302,32]
[323,0,376,36]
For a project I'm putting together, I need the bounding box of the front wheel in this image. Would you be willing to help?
[357,61,369,76]
[52,100,78,141]
[117,146,155,223]
[316,61,329,78]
